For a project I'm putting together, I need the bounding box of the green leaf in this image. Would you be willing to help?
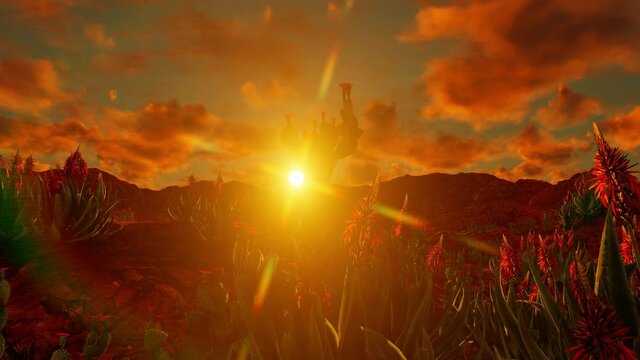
[337,267,356,350]
[324,319,339,350]
[361,326,408,360]
[413,328,434,360]
[600,208,639,335]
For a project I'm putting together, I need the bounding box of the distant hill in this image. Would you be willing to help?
[72,168,588,238]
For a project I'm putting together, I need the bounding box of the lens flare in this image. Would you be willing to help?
[374,203,425,229]
[236,337,250,360]
[317,45,340,101]
[456,236,500,256]
[253,255,278,314]
[288,170,304,187]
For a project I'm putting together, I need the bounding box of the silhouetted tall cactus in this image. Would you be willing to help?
[281,82,363,182]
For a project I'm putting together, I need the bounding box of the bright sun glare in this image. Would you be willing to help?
[288,170,305,188]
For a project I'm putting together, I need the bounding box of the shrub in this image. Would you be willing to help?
[37,150,120,242]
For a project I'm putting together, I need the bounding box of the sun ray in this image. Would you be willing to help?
[253,255,278,314]
[317,45,340,101]
[373,203,425,229]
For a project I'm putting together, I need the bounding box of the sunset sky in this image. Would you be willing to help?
[1,0,640,189]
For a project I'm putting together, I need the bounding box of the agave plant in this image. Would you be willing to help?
[557,181,605,230]
[168,174,236,244]
[38,171,120,242]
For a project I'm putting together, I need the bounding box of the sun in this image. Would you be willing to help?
[288,170,305,188]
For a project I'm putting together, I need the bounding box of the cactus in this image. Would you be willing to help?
[83,317,112,359]
[51,334,71,360]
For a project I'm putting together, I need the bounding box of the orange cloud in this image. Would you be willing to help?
[92,51,149,74]
[84,23,115,49]
[0,116,99,156]
[263,5,273,24]
[402,0,640,128]
[601,106,640,151]
[534,84,601,129]
[241,80,295,109]
[4,0,75,20]
[494,125,590,182]
[360,99,505,171]
[0,99,276,187]
[160,12,307,77]
[0,57,70,114]
[92,99,275,185]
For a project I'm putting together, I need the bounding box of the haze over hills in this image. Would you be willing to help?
[80,168,587,238]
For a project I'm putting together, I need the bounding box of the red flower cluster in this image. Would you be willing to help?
[63,147,89,184]
[500,236,521,285]
[294,272,332,312]
[553,229,575,256]
[517,274,538,302]
[344,177,381,266]
[567,296,635,360]
[619,226,635,265]
[591,122,640,225]
[426,236,444,273]
[45,169,64,196]
[24,155,34,175]
[537,236,557,279]
[568,261,589,308]
[8,151,22,176]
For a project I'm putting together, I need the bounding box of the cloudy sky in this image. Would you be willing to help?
[1,0,639,189]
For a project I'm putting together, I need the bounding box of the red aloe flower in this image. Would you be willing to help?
[566,297,635,360]
[553,229,574,255]
[394,194,409,240]
[24,155,34,176]
[344,176,381,266]
[46,170,64,195]
[537,235,557,277]
[591,122,640,225]
[619,226,635,265]
[568,261,590,308]
[63,147,89,184]
[500,235,521,285]
[426,235,444,273]
[517,274,538,301]
[295,272,332,312]
[9,151,22,175]
[0,155,4,168]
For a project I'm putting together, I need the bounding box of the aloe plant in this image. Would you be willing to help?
[168,175,236,244]
[38,172,120,242]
